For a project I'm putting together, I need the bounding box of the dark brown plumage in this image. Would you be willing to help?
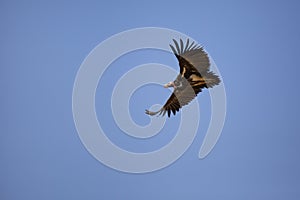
[145,39,220,117]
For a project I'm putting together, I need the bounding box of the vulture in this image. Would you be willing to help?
[145,38,220,117]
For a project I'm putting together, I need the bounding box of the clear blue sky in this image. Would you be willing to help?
[1,0,300,199]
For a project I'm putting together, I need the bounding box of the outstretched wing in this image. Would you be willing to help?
[169,38,210,77]
[161,83,203,117]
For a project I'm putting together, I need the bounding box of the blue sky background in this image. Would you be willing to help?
[1,0,300,199]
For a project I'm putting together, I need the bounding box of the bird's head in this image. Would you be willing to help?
[164,81,175,88]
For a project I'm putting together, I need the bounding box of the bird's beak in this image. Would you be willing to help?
[164,81,175,88]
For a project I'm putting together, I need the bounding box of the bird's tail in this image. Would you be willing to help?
[203,71,221,88]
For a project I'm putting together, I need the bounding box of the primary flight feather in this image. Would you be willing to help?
[145,38,220,117]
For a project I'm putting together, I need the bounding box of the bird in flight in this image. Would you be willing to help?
[145,38,220,117]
